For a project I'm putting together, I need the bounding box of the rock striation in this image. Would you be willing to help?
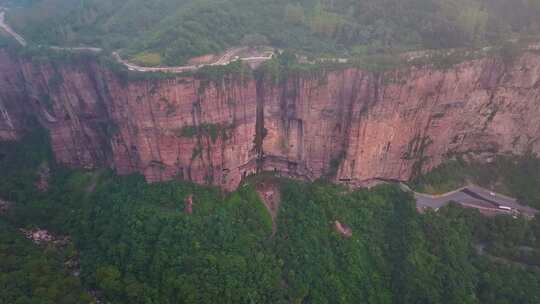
[1,50,540,190]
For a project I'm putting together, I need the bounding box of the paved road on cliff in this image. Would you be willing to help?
[112,48,274,73]
[4,8,540,74]
[0,9,273,73]
[0,11,26,46]
[400,183,538,217]
[1,10,102,52]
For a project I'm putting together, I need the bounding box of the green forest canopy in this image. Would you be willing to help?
[3,0,540,65]
[1,129,540,303]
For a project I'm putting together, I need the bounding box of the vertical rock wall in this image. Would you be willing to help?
[1,50,540,189]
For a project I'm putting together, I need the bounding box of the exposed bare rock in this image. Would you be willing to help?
[20,228,54,245]
[184,194,193,214]
[1,50,540,190]
[334,221,353,238]
[18,227,94,299]
[256,181,281,234]
[19,228,73,249]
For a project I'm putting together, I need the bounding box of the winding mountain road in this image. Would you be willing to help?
[0,10,26,46]
[113,48,274,73]
[1,8,273,73]
[401,183,538,217]
[49,45,102,53]
[2,9,540,219]
[3,6,540,76]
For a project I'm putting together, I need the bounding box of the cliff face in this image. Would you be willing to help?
[1,50,540,189]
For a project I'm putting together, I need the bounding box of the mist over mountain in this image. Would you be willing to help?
[1,1,540,304]
[4,0,540,64]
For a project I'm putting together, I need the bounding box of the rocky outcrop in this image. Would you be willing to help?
[185,194,193,214]
[335,221,353,238]
[1,50,540,190]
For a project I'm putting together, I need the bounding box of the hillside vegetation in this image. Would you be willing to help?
[3,0,540,65]
[1,129,540,303]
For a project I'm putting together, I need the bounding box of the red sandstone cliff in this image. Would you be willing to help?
[1,50,539,190]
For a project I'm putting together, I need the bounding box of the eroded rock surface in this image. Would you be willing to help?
[335,221,353,238]
[184,194,193,214]
[1,50,540,189]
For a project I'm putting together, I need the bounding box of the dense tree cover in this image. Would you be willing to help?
[4,0,540,65]
[275,181,481,304]
[413,155,540,208]
[0,220,94,304]
[2,130,540,303]
[434,205,540,303]
[2,131,283,303]
[0,120,51,202]
[0,125,96,302]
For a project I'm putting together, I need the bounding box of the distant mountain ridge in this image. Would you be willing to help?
[4,0,540,65]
